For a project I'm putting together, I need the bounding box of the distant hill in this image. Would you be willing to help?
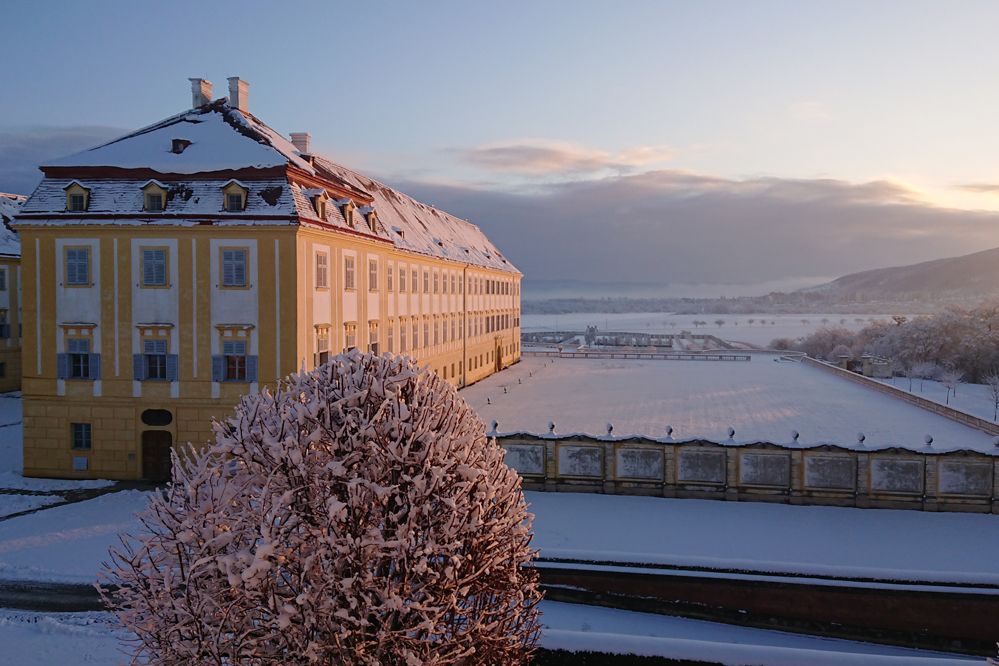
[803,246,999,299]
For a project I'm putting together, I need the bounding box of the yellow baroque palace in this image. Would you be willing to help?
[0,193,24,393]
[15,78,521,481]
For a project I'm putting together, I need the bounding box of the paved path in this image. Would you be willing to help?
[0,482,157,524]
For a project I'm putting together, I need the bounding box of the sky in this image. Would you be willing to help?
[3,0,999,293]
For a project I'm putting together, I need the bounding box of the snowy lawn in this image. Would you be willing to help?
[462,356,996,452]
[540,601,977,665]
[0,494,63,519]
[523,313,901,348]
[880,376,999,424]
[0,490,152,583]
[528,492,999,585]
[0,603,976,666]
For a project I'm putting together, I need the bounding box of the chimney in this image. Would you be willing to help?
[189,78,213,108]
[290,132,311,155]
[227,77,249,113]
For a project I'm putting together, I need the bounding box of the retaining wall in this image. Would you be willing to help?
[498,433,999,513]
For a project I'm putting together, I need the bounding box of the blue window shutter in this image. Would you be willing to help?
[246,355,258,383]
[166,354,179,381]
[212,355,224,382]
[89,353,101,380]
[57,353,69,379]
[133,354,144,380]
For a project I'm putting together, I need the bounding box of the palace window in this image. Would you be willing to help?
[423,270,429,294]
[221,248,248,288]
[223,340,247,381]
[344,256,356,289]
[344,322,357,351]
[433,272,439,294]
[399,265,407,292]
[0,268,7,291]
[411,269,417,293]
[315,252,328,288]
[434,317,440,346]
[71,423,92,450]
[412,320,419,350]
[143,339,169,380]
[400,319,407,352]
[423,318,429,349]
[0,310,8,339]
[387,319,395,353]
[369,321,379,355]
[387,264,394,291]
[65,247,91,286]
[141,248,168,287]
[316,326,330,365]
[368,258,378,291]
[68,338,91,379]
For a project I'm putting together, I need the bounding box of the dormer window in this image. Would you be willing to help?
[338,199,356,228]
[222,180,248,212]
[308,189,329,220]
[361,207,379,233]
[171,139,192,154]
[141,180,168,212]
[64,182,90,212]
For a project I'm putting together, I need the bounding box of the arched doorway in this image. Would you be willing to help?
[141,430,173,483]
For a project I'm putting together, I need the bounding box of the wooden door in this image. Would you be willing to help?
[141,430,173,483]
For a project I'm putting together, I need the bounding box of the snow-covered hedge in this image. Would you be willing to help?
[101,351,542,664]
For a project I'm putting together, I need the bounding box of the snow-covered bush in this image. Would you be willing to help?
[100,351,542,664]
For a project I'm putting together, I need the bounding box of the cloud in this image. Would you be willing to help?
[457,140,672,176]
[389,170,999,289]
[788,100,832,122]
[0,126,126,195]
[956,182,999,194]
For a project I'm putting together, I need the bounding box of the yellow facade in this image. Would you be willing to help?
[0,256,22,393]
[20,224,520,480]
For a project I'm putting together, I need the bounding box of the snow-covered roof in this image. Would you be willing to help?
[24,100,517,274]
[0,194,26,257]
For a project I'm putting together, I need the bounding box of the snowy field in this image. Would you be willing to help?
[0,602,976,666]
[528,492,999,585]
[523,312,900,347]
[461,356,996,452]
[879,376,999,424]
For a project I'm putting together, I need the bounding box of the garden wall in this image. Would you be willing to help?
[498,433,999,513]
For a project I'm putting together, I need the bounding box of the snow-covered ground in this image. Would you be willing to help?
[528,492,999,585]
[880,376,999,424]
[0,489,151,583]
[0,603,976,666]
[523,312,900,347]
[462,355,996,452]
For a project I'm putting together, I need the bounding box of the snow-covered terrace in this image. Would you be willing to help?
[461,355,997,454]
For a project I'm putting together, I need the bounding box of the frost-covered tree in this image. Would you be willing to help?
[984,373,999,422]
[101,351,542,665]
[940,368,964,405]
[827,344,853,363]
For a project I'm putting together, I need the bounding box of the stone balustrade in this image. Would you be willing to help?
[497,432,999,513]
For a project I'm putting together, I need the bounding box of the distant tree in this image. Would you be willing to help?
[769,337,796,350]
[940,368,965,405]
[985,373,999,421]
[801,319,810,325]
[821,318,830,325]
[747,318,756,326]
[913,361,938,391]
[827,344,853,363]
[101,352,541,665]
[714,319,725,328]
[840,318,847,325]
[892,315,908,326]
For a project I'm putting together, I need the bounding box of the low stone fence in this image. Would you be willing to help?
[802,357,999,436]
[498,433,999,513]
[522,350,750,362]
